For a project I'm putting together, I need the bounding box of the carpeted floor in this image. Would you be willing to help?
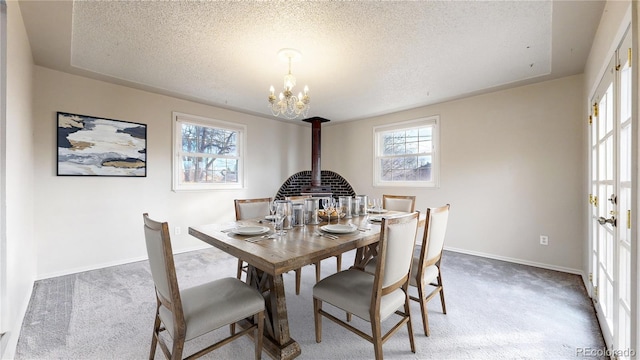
[15,249,606,359]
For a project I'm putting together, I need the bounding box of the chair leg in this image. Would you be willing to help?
[255,311,264,360]
[149,313,161,360]
[295,268,301,295]
[438,273,447,314]
[404,297,416,353]
[417,280,430,337]
[335,254,342,272]
[171,331,185,360]
[313,298,322,343]
[371,317,384,360]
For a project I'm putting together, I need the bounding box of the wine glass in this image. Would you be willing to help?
[269,200,277,222]
[334,200,344,224]
[322,198,331,224]
[274,202,286,237]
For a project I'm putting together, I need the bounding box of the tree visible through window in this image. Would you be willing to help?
[173,113,244,190]
[374,116,439,187]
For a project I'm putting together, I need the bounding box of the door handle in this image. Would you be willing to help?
[598,216,617,227]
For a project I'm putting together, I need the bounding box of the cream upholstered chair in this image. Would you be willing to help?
[363,204,450,336]
[143,213,265,360]
[411,204,450,336]
[382,194,416,212]
[286,195,342,291]
[313,212,420,360]
[234,198,272,280]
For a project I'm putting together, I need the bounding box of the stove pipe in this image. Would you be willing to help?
[302,117,330,189]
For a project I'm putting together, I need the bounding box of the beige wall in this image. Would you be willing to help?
[32,67,309,278]
[2,1,36,358]
[323,75,585,272]
[30,66,590,277]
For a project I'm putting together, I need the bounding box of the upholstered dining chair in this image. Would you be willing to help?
[142,213,265,360]
[410,204,450,336]
[363,204,450,336]
[286,195,343,292]
[382,194,416,212]
[234,198,272,281]
[312,212,420,360]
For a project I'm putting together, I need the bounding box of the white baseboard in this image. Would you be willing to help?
[444,246,585,276]
[36,243,211,280]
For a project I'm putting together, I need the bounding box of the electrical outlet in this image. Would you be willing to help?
[540,235,549,246]
[175,226,181,235]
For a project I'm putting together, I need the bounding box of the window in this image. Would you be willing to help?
[172,112,245,191]
[373,116,439,188]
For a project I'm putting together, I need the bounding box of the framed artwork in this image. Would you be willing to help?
[57,112,147,177]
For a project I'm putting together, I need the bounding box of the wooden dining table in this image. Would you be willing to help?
[188,211,425,360]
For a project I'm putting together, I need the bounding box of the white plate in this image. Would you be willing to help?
[265,215,277,220]
[368,216,384,222]
[231,226,270,235]
[320,224,358,234]
[368,208,388,214]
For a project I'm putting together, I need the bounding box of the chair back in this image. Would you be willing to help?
[376,212,420,289]
[383,194,416,212]
[420,204,450,267]
[234,197,272,220]
[142,213,182,314]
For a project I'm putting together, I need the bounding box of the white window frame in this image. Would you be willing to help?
[373,116,440,188]
[172,112,245,191]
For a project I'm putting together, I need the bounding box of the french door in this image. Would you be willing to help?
[589,27,633,358]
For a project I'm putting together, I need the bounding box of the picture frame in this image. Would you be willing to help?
[57,112,147,177]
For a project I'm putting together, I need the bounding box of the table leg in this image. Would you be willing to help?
[353,244,378,269]
[246,265,301,360]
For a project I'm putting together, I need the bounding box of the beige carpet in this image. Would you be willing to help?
[16,249,606,359]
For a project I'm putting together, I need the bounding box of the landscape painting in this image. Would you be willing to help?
[57,112,147,177]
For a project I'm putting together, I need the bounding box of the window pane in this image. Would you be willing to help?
[406,140,418,154]
[182,124,238,156]
[419,127,432,140]
[381,158,393,180]
[393,131,406,144]
[382,134,395,156]
[418,140,432,153]
[180,156,238,184]
[391,169,406,181]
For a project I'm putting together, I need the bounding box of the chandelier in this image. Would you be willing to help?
[268,48,310,119]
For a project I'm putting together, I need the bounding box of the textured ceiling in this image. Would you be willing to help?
[19,1,605,123]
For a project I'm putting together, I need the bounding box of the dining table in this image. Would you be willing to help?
[188,210,425,360]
